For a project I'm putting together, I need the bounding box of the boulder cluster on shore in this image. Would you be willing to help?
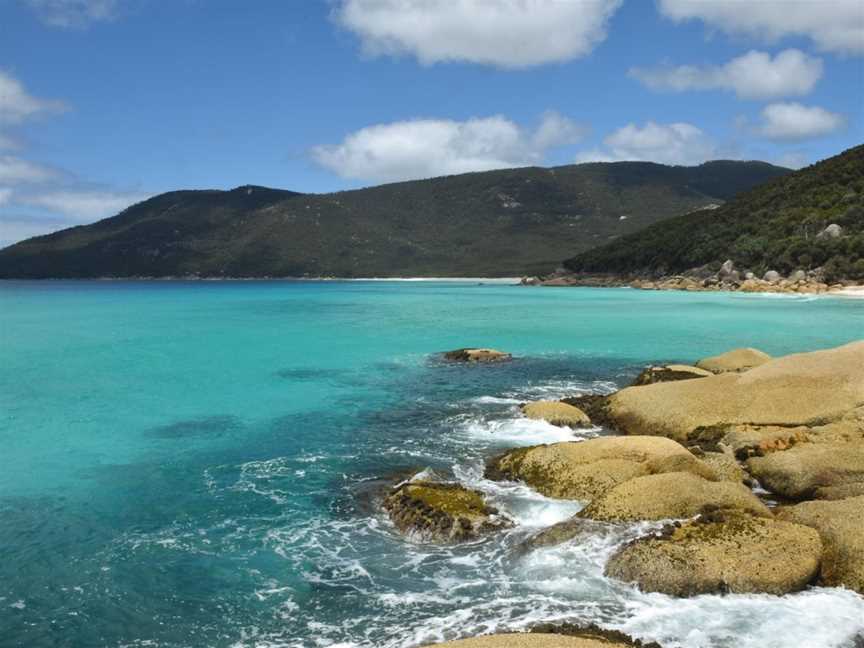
[523,257,856,295]
[379,344,864,647]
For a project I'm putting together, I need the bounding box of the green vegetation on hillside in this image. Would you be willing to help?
[564,145,864,282]
[0,161,789,279]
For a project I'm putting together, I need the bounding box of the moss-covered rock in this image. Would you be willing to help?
[443,348,511,363]
[578,472,771,522]
[695,347,771,373]
[560,394,615,429]
[383,480,512,543]
[605,341,864,443]
[521,401,591,427]
[484,436,717,500]
[605,512,822,596]
[776,496,864,593]
[698,451,750,484]
[632,364,712,386]
[745,442,864,499]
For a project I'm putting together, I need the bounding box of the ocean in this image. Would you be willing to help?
[1,280,863,648]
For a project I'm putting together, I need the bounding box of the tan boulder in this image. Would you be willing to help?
[521,401,591,428]
[746,443,864,500]
[814,483,864,500]
[383,479,512,543]
[431,633,633,648]
[695,347,771,373]
[698,451,749,484]
[776,496,864,593]
[443,348,511,363]
[605,512,822,596]
[631,364,712,386]
[605,341,864,443]
[579,472,770,522]
[484,436,716,500]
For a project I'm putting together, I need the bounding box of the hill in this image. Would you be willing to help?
[562,145,864,283]
[0,161,789,279]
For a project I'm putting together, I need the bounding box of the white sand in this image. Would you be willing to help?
[830,286,864,298]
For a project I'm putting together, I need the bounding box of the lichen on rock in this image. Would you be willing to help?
[604,511,822,596]
[521,400,591,428]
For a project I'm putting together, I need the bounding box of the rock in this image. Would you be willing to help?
[719,259,735,276]
[690,423,812,459]
[578,472,770,522]
[763,270,782,283]
[814,482,864,500]
[695,347,771,373]
[484,436,717,500]
[788,269,807,282]
[746,443,864,500]
[431,633,635,648]
[559,394,614,428]
[816,223,843,240]
[605,341,864,443]
[744,271,755,280]
[631,364,712,386]
[442,348,511,363]
[383,479,512,543]
[521,401,591,428]
[605,512,823,596]
[776,496,864,593]
[699,451,750,484]
[517,517,618,553]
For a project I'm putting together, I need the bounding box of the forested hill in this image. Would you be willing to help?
[0,160,789,279]
[563,145,864,283]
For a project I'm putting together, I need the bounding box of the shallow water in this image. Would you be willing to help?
[1,280,862,648]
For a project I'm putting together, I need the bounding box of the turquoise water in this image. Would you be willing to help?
[1,280,862,648]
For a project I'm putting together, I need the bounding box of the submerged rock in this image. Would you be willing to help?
[695,347,771,373]
[442,348,511,363]
[776,496,864,593]
[745,443,864,500]
[605,512,822,596]
[383,479,512,543]
[521,401,591,428]
[578,471,770,522]
[517,516,618,553]
[484,436,717,500]
[604,341,864,443]
[631,364,712,386]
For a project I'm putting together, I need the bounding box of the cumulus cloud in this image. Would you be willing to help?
[0,71,67,124]
[629,49,822,100]
[311,112,585,182]
[658,0,864,55]
[19,189,150,221]
[24,0,119,28]
[575,121,719,166]
[757,103,846,141]
[334,0,623,68]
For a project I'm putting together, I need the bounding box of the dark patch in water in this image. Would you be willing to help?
[145,415,242,439]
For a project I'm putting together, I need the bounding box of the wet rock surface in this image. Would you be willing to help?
[443,348,512,363]
[521,400,592,427]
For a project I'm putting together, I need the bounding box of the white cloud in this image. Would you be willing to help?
[0,187,12,206]
[629,49,822,100]
[757,102,845,141]
[312,112,584,182]
[774,151,810,170]
[0,155,59,183]
[24,0,119,28]
[575,121,719,166]
[335,0,623,68]
[0,217,69,249]
[19,189,150,221]
[658,0,864,55]
[0,71,67,124]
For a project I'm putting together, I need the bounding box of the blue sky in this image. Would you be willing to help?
[1,0,862,246]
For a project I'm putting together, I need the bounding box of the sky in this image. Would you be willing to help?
[1,0,862,247]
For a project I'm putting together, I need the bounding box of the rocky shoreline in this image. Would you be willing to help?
[521,259,863,296]
[381,344,864,647]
